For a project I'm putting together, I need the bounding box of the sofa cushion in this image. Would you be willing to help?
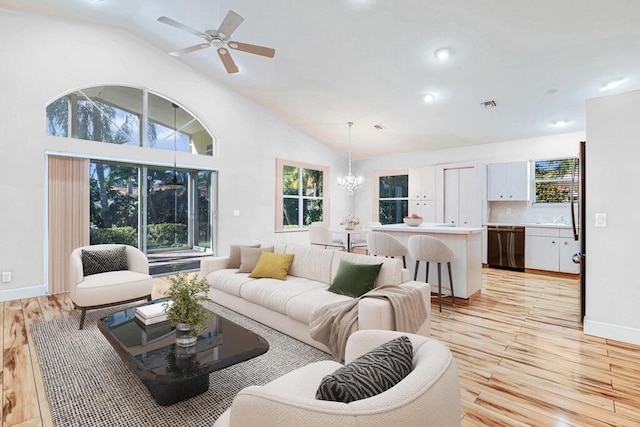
[240,277,327,315]
[332,251,404,286]
[238,247,274,273]
[81,246,128,277]
[328,259,383,298]
[207,269,256,297]
[228,244,260,269]
[316,335,413,403]
[285,288,352,325]
[284,244,335,284]
[250,252,295,280]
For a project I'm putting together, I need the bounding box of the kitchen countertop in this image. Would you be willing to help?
[372,223,483,234]
[484,222,573,229]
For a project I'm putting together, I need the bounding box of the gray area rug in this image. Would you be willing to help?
[30,302,332,427]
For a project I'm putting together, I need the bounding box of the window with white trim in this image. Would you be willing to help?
[533,158,578,204]
[276,159,328,231]
[375,171,409,224]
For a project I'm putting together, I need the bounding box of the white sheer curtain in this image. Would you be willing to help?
[48,155,89,295]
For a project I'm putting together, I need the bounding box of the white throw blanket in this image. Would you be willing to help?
[309,285,427,362]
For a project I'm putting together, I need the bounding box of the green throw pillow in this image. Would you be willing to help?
[328,259,383,298]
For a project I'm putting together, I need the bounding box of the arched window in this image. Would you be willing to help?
[45,85,215,156]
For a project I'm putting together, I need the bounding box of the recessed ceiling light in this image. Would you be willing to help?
[553,120,570,127]
[600,78,628,92]
[423,93,436,103]
[434,48,453,61]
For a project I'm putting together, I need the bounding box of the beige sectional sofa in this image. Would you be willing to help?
[200,243,431,353]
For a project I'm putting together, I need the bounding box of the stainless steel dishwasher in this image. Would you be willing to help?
[487,226,525,271]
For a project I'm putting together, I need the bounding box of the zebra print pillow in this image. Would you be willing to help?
[81,246,128,277]
[315,335,413,403]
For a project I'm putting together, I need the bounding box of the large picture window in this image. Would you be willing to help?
[375,171,409,224]
[533,158,578,204]
[276,159,328,231]
[45,85,215,156]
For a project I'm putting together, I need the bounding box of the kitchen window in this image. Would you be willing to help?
[276,159,327,231]
[533,158,578,204]
[374,171,409,224]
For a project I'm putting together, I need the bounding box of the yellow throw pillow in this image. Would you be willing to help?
[249,252,295,280]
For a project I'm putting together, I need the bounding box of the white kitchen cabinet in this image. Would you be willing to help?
[409,166,436,200]
[559,228,580,274]
[525,235,560,271]
[443,166,481,226]
[525,227,579,273]
[487,161,529,201]
[408,199,436,222]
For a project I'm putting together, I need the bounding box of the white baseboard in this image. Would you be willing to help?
[583,317,640,345]
[0,285,47,302]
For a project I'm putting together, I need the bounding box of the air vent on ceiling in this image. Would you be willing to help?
[481,100,497,109]
[374,124,385,130]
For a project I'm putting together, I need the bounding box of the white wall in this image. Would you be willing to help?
[585,90,640,344]
[353,131,584,223]
[0,9,354,300]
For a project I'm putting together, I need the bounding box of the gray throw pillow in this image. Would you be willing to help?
[81,246,128,277]
[237,246,274,273]
[316,335,413,403]
[228,244,260,269]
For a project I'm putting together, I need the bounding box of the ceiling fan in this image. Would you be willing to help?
[157,10,275,74]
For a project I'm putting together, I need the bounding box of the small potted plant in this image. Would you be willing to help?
[163,272,212,347]
[341,214,360,230]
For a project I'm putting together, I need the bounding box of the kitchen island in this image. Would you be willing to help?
[371,223,483,300]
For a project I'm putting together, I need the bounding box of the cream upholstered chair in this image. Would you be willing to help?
[69,244,153,329]
[308,222,346,250]
[350,221,382,253]
[214,330,461,427]
[367,232,408,267]
[408,235,455,312]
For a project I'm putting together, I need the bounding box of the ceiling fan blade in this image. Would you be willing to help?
[217,47,239,73]
[169,43,211,57]
[217,10,244,39]
[228,41,275,58]
[157,16,210,40]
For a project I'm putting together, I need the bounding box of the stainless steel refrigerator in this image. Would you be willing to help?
[571,141,586,322]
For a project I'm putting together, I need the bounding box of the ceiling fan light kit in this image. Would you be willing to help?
[337,121,363,195]
[158,10,275,74]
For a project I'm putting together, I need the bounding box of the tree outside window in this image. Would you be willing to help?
[375,171,409,224]
[534,159,578,203]
[277,159,328,231]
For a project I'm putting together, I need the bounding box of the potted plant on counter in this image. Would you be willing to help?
[163,272,212,347]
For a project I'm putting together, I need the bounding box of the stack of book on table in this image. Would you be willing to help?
[135,300,173,327]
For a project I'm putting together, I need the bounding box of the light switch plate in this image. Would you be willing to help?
[595,213,607,227]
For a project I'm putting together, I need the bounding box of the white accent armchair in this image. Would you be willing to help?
[214,330,461,427]
[69,244,153,329]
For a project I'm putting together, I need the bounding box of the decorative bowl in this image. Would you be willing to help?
[403,217,423,226]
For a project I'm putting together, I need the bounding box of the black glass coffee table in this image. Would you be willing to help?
[98,303,269,406]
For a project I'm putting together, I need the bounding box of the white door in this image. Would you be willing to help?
[458,167,477,226]
[443,169,459,225]
[487,163,507,201]
[421,166,436,200]
[559,239,580,273]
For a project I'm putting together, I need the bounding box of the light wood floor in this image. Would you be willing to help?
[3,270,640,426]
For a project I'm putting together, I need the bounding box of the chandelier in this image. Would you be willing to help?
[337,121,363,195]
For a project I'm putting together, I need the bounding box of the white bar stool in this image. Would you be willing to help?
[367,232,408,268]
[407,235,455,312]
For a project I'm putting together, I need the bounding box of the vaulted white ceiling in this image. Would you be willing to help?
[2,0,640,158]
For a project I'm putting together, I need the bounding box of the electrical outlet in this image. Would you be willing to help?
[506,208,512,215]
[1,272,11,283]
[233,210,240,217]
